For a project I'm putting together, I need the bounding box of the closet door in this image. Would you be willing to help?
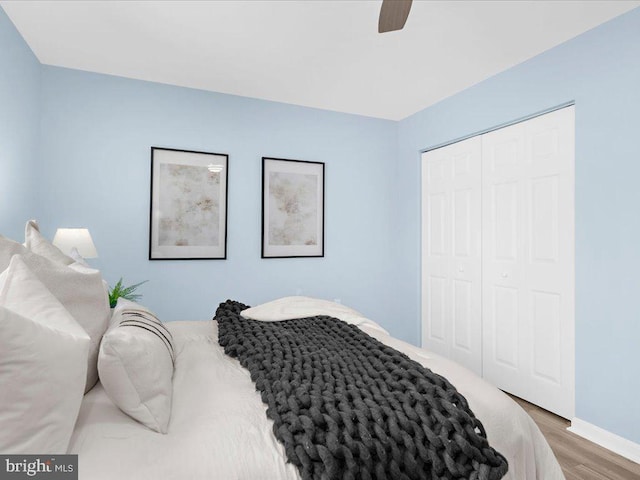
[421,136,482,375]
[482,106,575,418]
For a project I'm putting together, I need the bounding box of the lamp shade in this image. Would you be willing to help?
[52,228,98,258]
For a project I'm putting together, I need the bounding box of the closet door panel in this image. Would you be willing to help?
[525,107,575,419]
[482,107,574,419]
[422,136,482,375]
[482,122,528,394]
[422,152,451,357]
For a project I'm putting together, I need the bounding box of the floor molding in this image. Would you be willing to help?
[569,417,640,465]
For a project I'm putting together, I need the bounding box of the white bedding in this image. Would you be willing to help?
[70,320,565,480]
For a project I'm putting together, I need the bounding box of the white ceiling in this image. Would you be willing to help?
[2,1,638,120]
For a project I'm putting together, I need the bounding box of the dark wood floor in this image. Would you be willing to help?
[510,395,640,480]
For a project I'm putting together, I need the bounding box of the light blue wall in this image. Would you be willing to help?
[0,7,40,239]
[37,66,400,332]
[396,7,640,443]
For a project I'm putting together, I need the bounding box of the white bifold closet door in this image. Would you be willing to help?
[421,106,574,419]
[482,107,574,419]
[421,136,482,376]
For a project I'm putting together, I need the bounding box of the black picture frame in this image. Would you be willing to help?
[149,147,229,260]
[262,157,325,258]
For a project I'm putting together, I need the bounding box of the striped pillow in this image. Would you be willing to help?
[118,309,175,363]
[98,299,175,433]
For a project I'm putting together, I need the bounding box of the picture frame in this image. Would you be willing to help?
[149,147,228,260]
[262,157,324,258]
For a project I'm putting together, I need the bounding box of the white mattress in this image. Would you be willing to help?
[69,320,565,480]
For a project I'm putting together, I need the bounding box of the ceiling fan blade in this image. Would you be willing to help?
[378,0,413,33]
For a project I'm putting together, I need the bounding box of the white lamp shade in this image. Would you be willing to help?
[52,228,98,258]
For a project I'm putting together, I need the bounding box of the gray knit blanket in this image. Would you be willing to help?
[215,300,508,480]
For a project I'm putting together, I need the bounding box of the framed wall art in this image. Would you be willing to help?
[149,147,228,260]
[262,157,324,258]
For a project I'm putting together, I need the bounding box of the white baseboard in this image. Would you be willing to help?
[568,417,640,465]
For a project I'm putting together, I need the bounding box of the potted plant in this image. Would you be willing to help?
[109,278,148,308]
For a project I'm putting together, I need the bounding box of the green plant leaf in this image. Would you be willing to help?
[109,278,147,308]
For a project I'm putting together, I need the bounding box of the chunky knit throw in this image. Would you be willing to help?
[215,300,508,480]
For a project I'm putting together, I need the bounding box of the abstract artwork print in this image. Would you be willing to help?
[150,147,228,259]
[262,157,324,258]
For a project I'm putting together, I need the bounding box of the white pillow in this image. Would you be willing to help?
[241,296,390,334]
[0,234,28,270]
[24,219,74,266]
[0,252,110,392]
[98,298,175,433]
[242,296,373,325]
[0,255,90,454]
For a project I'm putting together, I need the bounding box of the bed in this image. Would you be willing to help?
[0,222,565,480]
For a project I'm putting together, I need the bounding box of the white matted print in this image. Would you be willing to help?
[262,157,324,258]
[150,147,228,259]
